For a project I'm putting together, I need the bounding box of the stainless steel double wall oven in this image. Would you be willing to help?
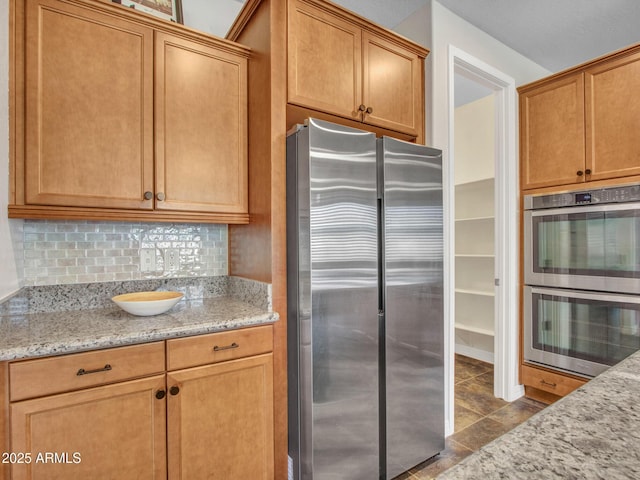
[524,183,640,377]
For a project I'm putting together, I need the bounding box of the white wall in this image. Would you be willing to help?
[430,0,550,152]
[181,0,244,38]
[454,94,495,185]
[0,0,22,301]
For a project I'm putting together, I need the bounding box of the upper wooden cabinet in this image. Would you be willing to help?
[155,33,248,215]
[585,50,640,182]
[520,45,640,190]
[287,0,427,137]
[519,73,586,190]
[10,0,249,223]
[22,0,155,211]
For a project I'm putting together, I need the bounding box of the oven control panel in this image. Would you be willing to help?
[525,184,640,210]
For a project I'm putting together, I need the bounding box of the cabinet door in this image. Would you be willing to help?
[167,354,274,479]
[520,73,586,190]
[10,375,166,480]
[288,0,362,121]
[362,32,422,136]
[24,0,154,209]
[586,51,640,181]
[155,33,248,214]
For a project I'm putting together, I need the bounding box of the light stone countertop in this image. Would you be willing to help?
[0,297,278,361]
[437,351,640,480]
[0,277,278,361]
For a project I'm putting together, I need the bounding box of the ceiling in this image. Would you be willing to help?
[435,0,640,72]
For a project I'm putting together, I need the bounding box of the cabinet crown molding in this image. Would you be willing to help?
[228,0,429,58]
[518,41,640,93]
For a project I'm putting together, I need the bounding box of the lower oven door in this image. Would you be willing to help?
[524,286,640,378]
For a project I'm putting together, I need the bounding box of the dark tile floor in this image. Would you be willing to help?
[394,354,546,479]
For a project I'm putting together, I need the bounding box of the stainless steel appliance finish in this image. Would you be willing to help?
[523,183,640,210]
[287,119,444,480]
[524,185,640,294]
[379,137,444,479]
[524,286,640,378]
[523,184,640,378]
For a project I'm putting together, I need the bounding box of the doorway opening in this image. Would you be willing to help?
[446,46,522,434]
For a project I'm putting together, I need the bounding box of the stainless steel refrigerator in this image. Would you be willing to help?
[287,118,444,480]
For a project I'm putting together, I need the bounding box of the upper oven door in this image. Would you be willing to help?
[524,202,640,294]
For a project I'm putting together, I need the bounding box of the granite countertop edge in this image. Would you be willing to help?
[0,296,279,362]
[436,350,640,479]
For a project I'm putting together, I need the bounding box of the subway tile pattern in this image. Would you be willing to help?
[22,220,228,286]
[9,219,24,287]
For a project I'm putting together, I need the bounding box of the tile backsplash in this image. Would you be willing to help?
[22,220,228,286]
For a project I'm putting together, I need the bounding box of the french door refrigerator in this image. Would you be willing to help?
[287,118,444,480]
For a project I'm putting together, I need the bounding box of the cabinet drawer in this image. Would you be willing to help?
[9,342,165,401]
[521,364,587,397]
[166,325,273,370]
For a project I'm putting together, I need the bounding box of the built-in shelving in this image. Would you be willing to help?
[453,102,496,360]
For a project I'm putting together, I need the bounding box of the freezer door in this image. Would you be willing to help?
[288,118,379,479]
[379,137,444,479]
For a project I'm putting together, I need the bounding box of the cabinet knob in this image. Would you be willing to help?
[577,170,584,176]
[585,169,592,175]
[144,191,153,200]
[358,104,366,112]
[169,385,180,396]
[155,390,166,400]
[366,107,373,114]
[156,192,166,201]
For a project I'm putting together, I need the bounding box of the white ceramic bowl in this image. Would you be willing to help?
[112,291,184,316]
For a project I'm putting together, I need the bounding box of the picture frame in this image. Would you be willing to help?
[113,0,183,24]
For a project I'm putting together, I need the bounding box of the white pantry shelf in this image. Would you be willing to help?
[454,323,494,336]
[454,215,494,223]
[455,288,495,297]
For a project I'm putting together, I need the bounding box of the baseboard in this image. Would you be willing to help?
[455,343,494,364]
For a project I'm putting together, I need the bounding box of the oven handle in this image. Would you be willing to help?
[525,286,640,304]
[527,201,640,217]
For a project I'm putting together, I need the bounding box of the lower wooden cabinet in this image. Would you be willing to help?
[10,375,167,480]
[5,326,274,479]
[167,354,274,479]
[521,363,586,404]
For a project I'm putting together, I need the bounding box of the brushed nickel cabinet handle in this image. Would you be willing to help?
[156,192,166,201]
[144,191,153,200]
[213,342,239,352]
[77,364,112,376]
[540,379,557,388]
